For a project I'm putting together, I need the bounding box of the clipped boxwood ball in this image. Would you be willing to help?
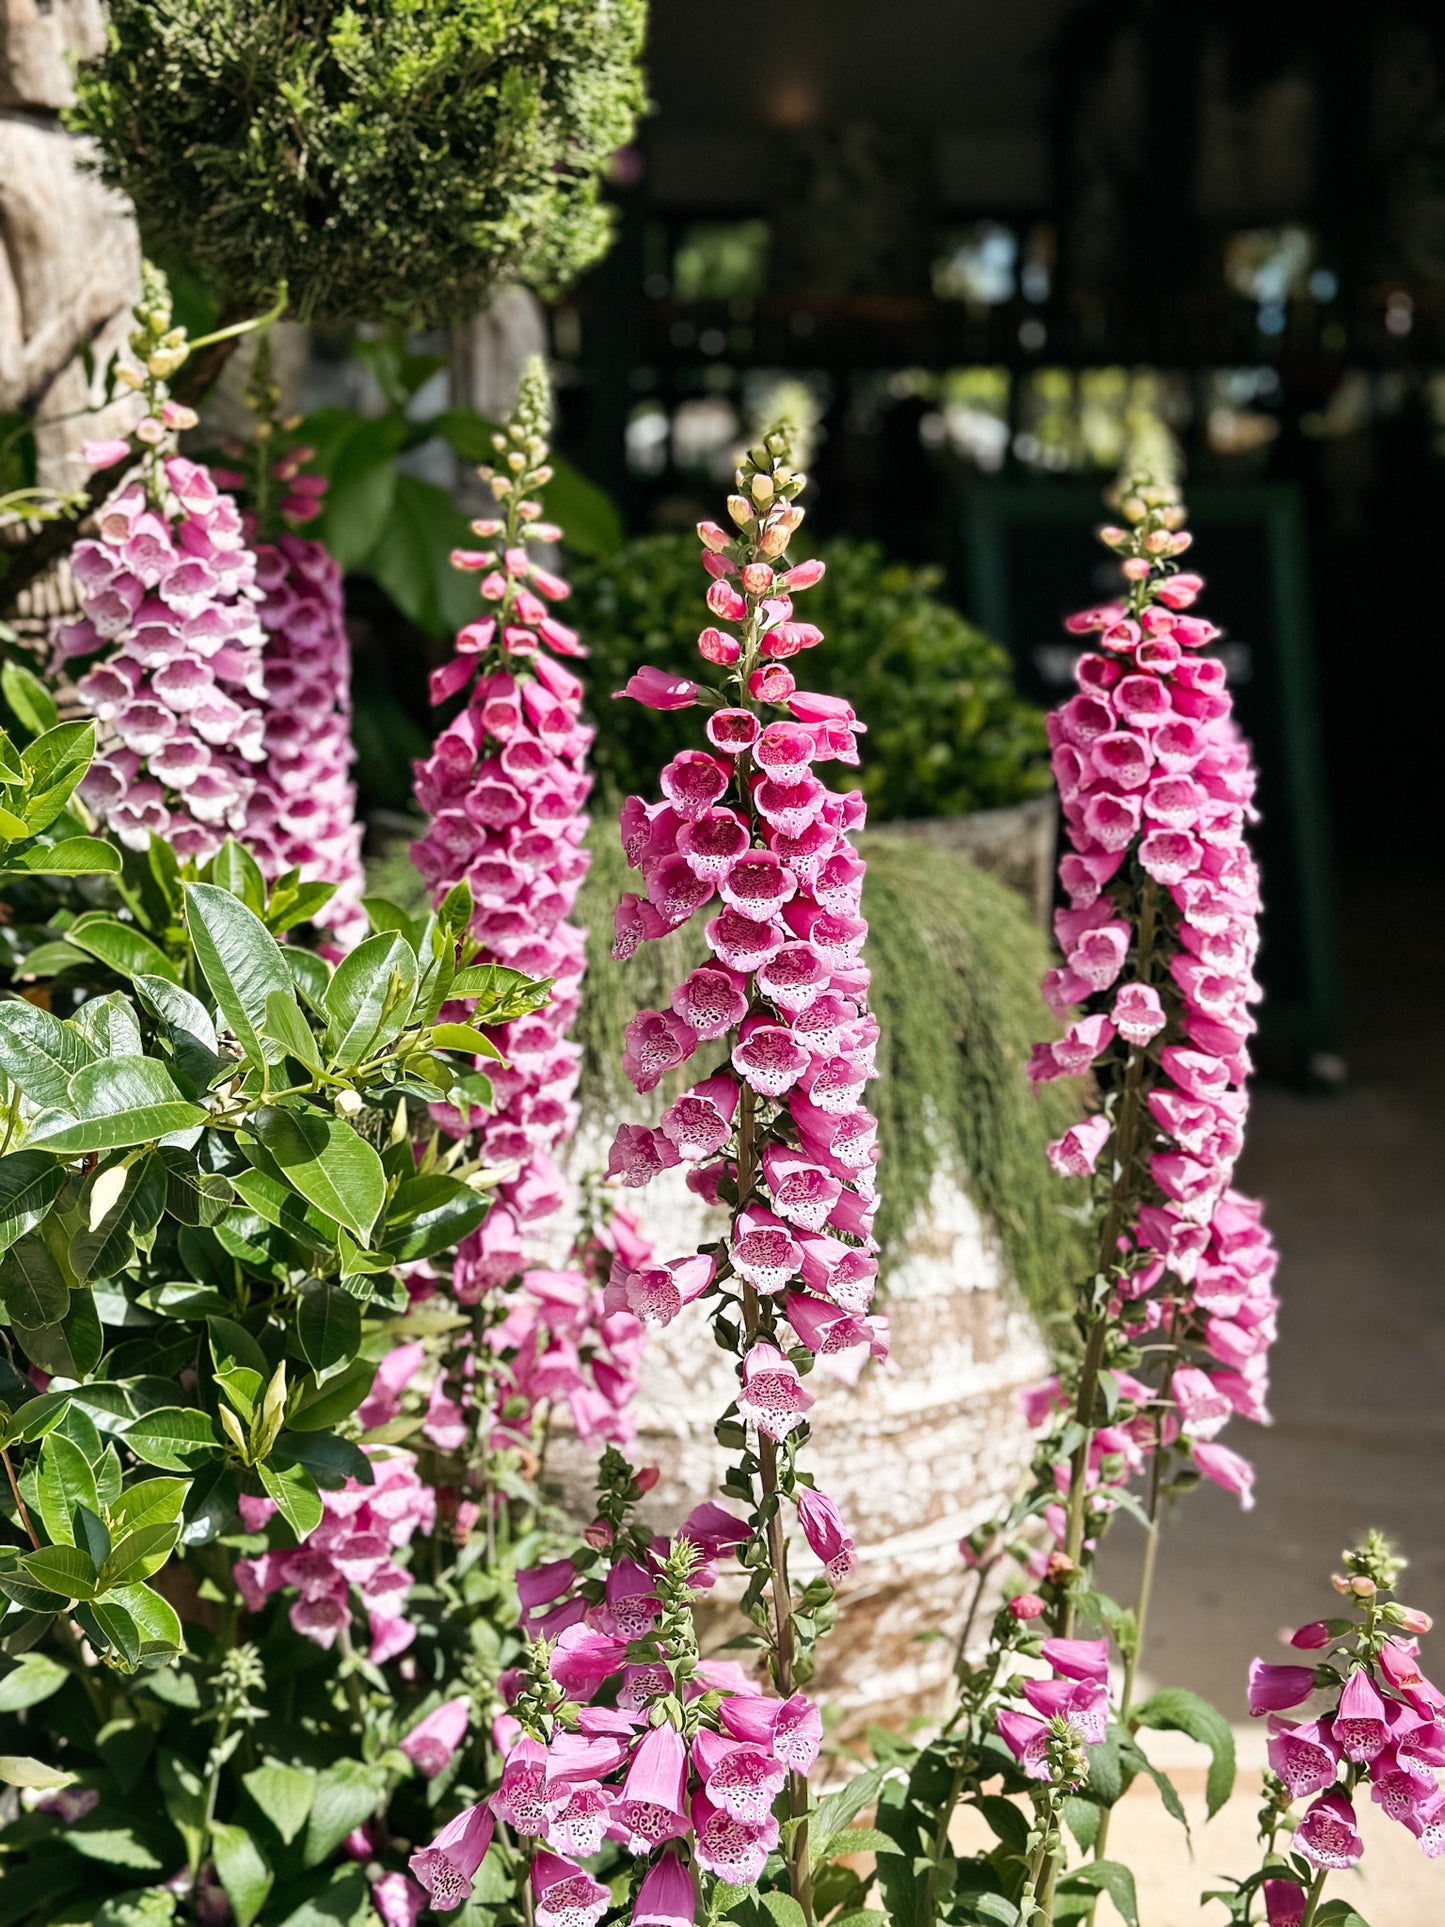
[71,0,647,325]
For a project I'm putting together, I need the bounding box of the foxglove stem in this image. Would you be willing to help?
[1298,1869,1329,1927]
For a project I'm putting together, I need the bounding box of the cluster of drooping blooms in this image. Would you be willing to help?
[995,1631,1111,1786]
[233,1448,435,1664]
[409,361,630,1452]
[209,423,368,945]
[62,449,268,860]
[1014,463,1275,1578]
[407,1458,824,1918]
[362,1200,649,1456]
[1242,1536,1445,1919]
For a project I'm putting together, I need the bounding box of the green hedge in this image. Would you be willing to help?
[568,533,1052,823]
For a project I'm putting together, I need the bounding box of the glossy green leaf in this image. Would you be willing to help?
[286,1355,374,1433]
[429,1021,502,1059]
[2,835,121,877]
[29,1057,207,1153]
[0,1149,65,1254]
[184,882,293,1066]
[273,1430,372,1489]
[161,1151,233,1226]
[100,1520,180,1588]
[263,989,322,1070]
[122,1406,222,1472]
[323,932,419,1068]
[134,976,224,1091]
[257,1457,323,1540]
[249,1105,385,1243]
[20,1543,98,1602]
[0,1753,76,1789]
[72,1150,168,1281]
[381,1172,488,1263]
[106,1477,190,1537]
[314,412,408,570]
[230,1166,340,1253]
[295,1277,360,1372]
[210,837,267,912]
[0,1235,69,1326]
[72,990,143,1057]
[65,914,180,985]
[21,720,95,833]
[0,998,96,1107]
[2,658,59,735]
[284,947,331,1006]
[35,1431,99,1546]
[1054,1861,1139,1927]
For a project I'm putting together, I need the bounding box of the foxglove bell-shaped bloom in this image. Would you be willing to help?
[632,1851,697,1927]
[1294,1791,1364,1871]
[408,1802,495,1910]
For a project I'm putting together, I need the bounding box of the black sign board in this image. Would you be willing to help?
[962,481,1340,1083]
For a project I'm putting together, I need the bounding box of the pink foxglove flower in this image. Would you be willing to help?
[1294,1791,1363,1870]
[632,1851,696,1927]
[531,1852,609,1927]
[408,1802,495,1910]
[400,1695,472,1777]
[410,361,643,1451]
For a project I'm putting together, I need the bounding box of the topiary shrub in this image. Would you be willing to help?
[570,532,1053,822]
[70,0,647,325]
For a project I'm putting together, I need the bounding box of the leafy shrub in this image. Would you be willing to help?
[71,0,647,324]
[570,533,1052,821]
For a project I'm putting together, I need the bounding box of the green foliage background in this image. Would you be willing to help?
[568,533,1053,823]
[71,0,648,325]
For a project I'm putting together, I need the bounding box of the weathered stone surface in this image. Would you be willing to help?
[0,0,105,113]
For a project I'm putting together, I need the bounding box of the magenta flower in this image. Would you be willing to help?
[400,1695,472,1778]
[1335,1667,1391,1763]
[1294,1790,1364,1870]
[1040,1636,1110,1684]
[689,1791,778,1884]
[1261,1879,1306,1927]
[796,1488,856,1582]
[1193,1440,1256,1510]
[531,1852,610,1927]
[737,1343,814,1442]
[632,1851,696,1927]
[1266,1716,1341,1799]
[611,1723,690,1852]
[1247,1660,1315,1717]
[371,1874,426,1927]
[996,1709,1054,1782]
[1020,1676,1109,1746]
[408,1802,495,1910]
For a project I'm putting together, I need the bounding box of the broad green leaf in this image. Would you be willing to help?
[210,1821,273,1927]
[161,1150,233,1226]
[74,1500,111,1572]
[821,1827,902,1858]
[158,1748,207,1866]
[122,1406,221,1472]
[21,720,95,833]
[257,1457,323,1540]
[184,882,293,1066]
[36,1431,99,1546]
[106,1477,190,1536]
[93,1891,178,1927]
[762,1898,807,1927]
[275,1871,371,1927]
[286,1355,374,1433]
[0,1567,69,1611]
[59,1820,164,1870]
[0,1753,76,1789]
[0,1149,65,1254]
[264,990,322,1071]
[380,1172,488,1263]
[2,658,59,735]
[100,1521,180,1588]
[2,835,120,877]
[63,1288,105,1376]
[296,1277,361,1372]
[1315,1903,1372,1927]
[29,1058,206,1154]
[107,1579,183,1654]
[313,411,408,570]
[323,933,419,1068]
[1061,1794,1102,1854]
[72,990,143,1056]
[249,1105,385,1243]
[361,897,416,942]
[15,939,91,979]
[301,1760,389,1867]
[230,1166,340,1253]
[134,976,223,1091]
[210,837,267,912]
[273,1429,372,1489]
[1054,1861,1139,1927]
[0,1235,69,1326]
[66,914,180,985]
[72,1150,168,1281]
[284,946,331,1006]
[20,1543,98,1602]
[1132,1687,1235,1818]
[450,962,552,1018]
[368,473,481,638]
[242,1760,317,1845]
[0,1651,68,1711]
[810,1762,892,1868]
[430,1021,502,1059]
[0,998,96,1106]
[207,1314,269,1378]
[265,879,338,935]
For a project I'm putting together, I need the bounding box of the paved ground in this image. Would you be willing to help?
[1086,869,1445,1921]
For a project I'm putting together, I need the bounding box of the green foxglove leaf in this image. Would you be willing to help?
[1132,1687,1235,1818]
[106,1477,189,1537]
[100,1520,180,1588]
[241,1760,316,1846]
[210,838,267,912]
[263,990,322,1071]
[0,1753,76,1789]
[380,1172,488,1263]
[210,1821,273,1927]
